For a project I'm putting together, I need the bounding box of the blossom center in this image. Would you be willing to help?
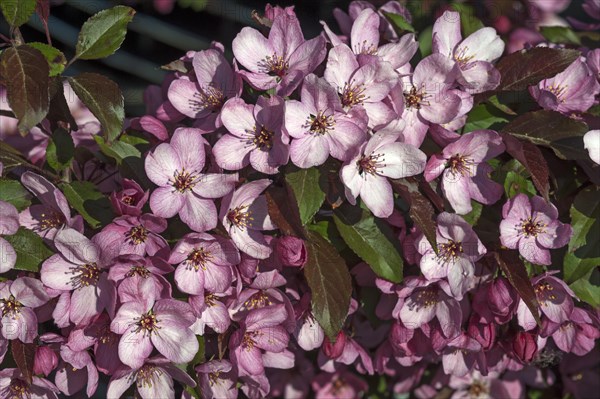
[98,326,117,345]
[227,205,253,229]
[205,293,217,307]
[404,86,427,109]
[0,295,22,317]
[330,377,347,395]
[534,282,557,304]
[122,195,135,205]
[252,126,274,150]
[126,264,151,278]
[341,80,367,108]
[438,240,463,263]
[127,225,149,245]
[357,153,385,176]
[69,263,100,289]
[9,379,30,399]
[208,371,222,386]
[468,380,488,397]
[520,217,547,238]
[172,169,198,193]
[244,291,272,310]
[190,86,225,112]
[447,154,473,176]
[135,310,160,336]
[187,247,212,271]
[262,54,288,78]
[307,112,335,135]
[409,288,439,310]
[547,84,568,102]
[136,365,162,388]
[355,40,377,55]
[39,210,65,230]
[242,331,262,351]
[454,46,475,67]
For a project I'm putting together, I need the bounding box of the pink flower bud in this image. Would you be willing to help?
[488,277,518,324]
[467,315,496,351]
[323,331,346,359]
[277,236,307,267]
[33,346,58,376]
[110,179,149,216]
[512,331,538,363]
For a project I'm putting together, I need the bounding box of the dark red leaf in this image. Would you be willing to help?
[11,340,36,384]
[265,183,307,239]
[47,77,77,131]
[501,133,550,200]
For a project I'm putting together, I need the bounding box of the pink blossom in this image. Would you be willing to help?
[213,96,289,174]
[442,333,482,377]
[232,14,326,96]
[220,179,277,259]
[196,360,238,399]
[33,345,59,377]
[500,194,572,265]
[108,254,174,302]
[472,277,519,325]
[0,369,59,399]
[144,127,236,232]
[276,236,307,268]
[0,200,19,273]
[188,291,231,334]
[340,130,426,218]
[110,178,149,216]
[542,308,600,356]
[284,74,367,167]
[312,369,368,399]
[425,130,505,214]
[107,356,196,399]
[294,293,324,351]
[584,129,600,164]
[0,277,49,342]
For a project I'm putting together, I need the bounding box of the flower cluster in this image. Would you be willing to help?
[0,1,599,399]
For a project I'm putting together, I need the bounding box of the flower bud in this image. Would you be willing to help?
[323,331,346,359]
[488,277,518,324]
[110,179,149,216]
[277,236,307,267]
[467,315,496,350]
[33,346,58,376]
[512,331,538,363]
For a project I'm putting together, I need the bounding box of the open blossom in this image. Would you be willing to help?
[324,44,398,128]
[425,130,505,214]
[340,130,427,218]
[145,127,236,232]
[530,58,600,113]
[0,368,60,399]
[432,11,504,92]
[584,129,600,164]
[312,369,368,399]
[196,360,238,399]
[0,200,19,273]
[110,178,149,216]
[110,281,198,368]
[0,277,49,342]
[188,290,231,335]
[19,172,84,240]
[168,48,242,133]
[500,194,572,265]
[417,212,486,300]
[169,232,240,295]
[41,229,115,326]
[107,356,196,399]
[232,14,326,96]
[220,179,277,259]
[542,308,600,356]
[108,254,174,302]
[284,74,367,167]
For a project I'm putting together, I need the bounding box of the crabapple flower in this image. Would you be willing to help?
[41,229,115,326]
[168,49,242,132]
[0,277,49,342]
[107,357,196,399]
[232,14,326,96]
[277,236,307,267]
[108,254,174,302]
[19,172,83,240]
[196,360,238,399]
[110,282,198,368]
[417,212,487,300]
[542,308,600,356]
[145,127,236,232]
[312,370,368,399]
[33,346,59,377]
[432,11,504,92]
[0,200,19,273]
[220,179,277,259]
[324,44,398,128]
[424,130,505,214]
[169,232,240,295]
[188,291,231,334]
[0,369,60,399]
[584,129,600,164]
[340,130,427,218]
[294,293,324,350]
[500,194,572,265]
[472,276,519,325]
[511,331,538,364]
[529,59,600,114]
[110,178,149,216]
[213,96,288,174]
[284,74,367,167]
[441,333,482,377]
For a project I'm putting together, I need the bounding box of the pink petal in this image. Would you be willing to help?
[152,325,198,364]
[180,194,218,232]
[145,143,181,187]
[232,27,274,73]
[118,326,153,369]
[149,187,184,219]
[170,128,207,172]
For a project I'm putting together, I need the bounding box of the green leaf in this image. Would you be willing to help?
[501,133,550,200]
[564,186,600,283]
[450,3,484,36]
[418,26,433,58]
[504,171,536,198]
[285,166,325,225]
[0,0,36,27]
[540,26,581,46]
[94,136,140,164]
[501,110,589,160]
[75,5,136,60]
[60,181,114,229]
[0,141,28,172]
[27,42,66,77]
[68,73,124,142]
[0,45,50,133]
[494,47,580,91]
[3,228,53,272]
[383,12,415,34]
[464,103,509,133]
[334,204,403,283]
[462,201,483,226]
[46,128,74,172]
[304,230,352,340]
[0,178,31,211]
[570,278,600,308]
